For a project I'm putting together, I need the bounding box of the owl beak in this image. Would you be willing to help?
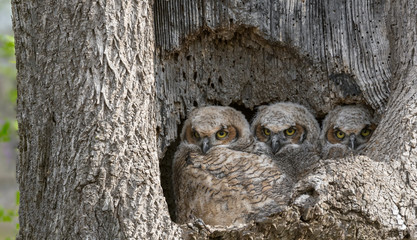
[201,137,211,154]
[349,134,358,150]
[271,134,282,154]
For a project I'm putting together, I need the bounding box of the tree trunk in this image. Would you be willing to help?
[156,0,417,239]
[12,0,416,239]
[12,0,181,238]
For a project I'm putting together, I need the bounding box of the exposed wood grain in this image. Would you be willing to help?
[155,0,391,112]
[155,0,417,239]
[11,0,417,238]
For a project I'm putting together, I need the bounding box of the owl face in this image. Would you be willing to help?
[251,102,320,155]
[325,124,375,151]
[322,105,376,152]
[181,106,253,153]
[254,123,306,154]
[184,123,238,153]
[321,105,376,158]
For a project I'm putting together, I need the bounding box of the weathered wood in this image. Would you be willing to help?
[12,0,181,238]
[183,156,411,239]
[11,0,417,238]
[154,0,394,160]
[155,0,417,239]
[154,0,391,111]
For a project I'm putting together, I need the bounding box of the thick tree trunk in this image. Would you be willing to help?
[12,0,416,239]
[12,0,180,238]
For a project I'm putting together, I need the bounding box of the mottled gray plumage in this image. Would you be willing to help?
[173,106,291,226]
[251,102,321,179]
[320,105,377,159]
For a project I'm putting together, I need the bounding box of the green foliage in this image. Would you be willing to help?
[0,120,11,142]
[0,191,19,239]
[0,35,15,58]
[0,207,15,222]
[0,119,17,142]
[8,89,17,105]
[0,35,16,90]
[0,32,18,239]
[0,34,17,143]
[15,192,19,206]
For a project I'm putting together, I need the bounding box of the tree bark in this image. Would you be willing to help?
[12,0,417,239]
[12,0,181,238]
[155,0,417,239]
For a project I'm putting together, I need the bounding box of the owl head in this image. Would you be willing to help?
[320,105,377,159]
[180,106,253,154]
[251,102,320,155]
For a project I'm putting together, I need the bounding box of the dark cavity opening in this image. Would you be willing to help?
[160,124,183,222]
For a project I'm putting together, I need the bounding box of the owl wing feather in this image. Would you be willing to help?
[173,145,292,226]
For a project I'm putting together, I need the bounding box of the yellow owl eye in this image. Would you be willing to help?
[284,127,296,136]
[193,131,200,139]
[216,130,228,139]
[335,130,345,139]
[263,128,271,136]
[361,128,372,137]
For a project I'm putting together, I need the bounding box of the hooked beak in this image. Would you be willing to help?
[349,134,358,150]
[201,137,211,154]
[271,134,283,154]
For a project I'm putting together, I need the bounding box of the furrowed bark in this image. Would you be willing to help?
[12,0,416,239]
[13,0,181,238]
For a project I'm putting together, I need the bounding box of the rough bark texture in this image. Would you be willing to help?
[154,0,393,149]
[155,0,417,239]
[12,0,417,239]
[12,0,181,239]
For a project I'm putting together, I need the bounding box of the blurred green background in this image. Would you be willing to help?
[0,0,19,239]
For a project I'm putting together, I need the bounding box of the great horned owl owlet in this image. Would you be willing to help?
[172,106,292,226]
[320,105,377,159]
[251,102,321,179]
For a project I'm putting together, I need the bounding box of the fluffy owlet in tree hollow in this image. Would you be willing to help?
[251,102,321,179]
[320,105,377,159]
[172,106,292,227]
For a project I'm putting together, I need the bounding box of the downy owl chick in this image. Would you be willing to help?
[320,105,376,159]
[173,106,292,226]
[251,102,321,179]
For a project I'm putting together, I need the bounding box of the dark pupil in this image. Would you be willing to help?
[286,128,295,135]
